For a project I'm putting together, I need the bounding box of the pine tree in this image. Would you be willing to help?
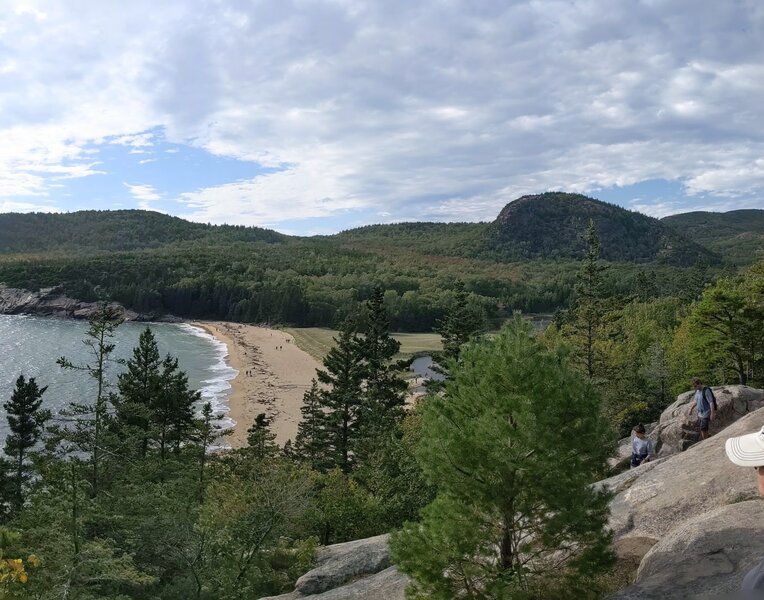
[246,413,278,459]
[572,220,608,379]
[358,286,407,438]
[390,317,615,599]
[157,355,200,457]
[293,379,328,469]
[431,281,484,386]
[3,375,49,513]
[57,304,124,497]
[315,324,364,473]
[116,327,161,458]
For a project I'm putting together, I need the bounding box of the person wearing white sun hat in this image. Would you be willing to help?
[725,425,764,594]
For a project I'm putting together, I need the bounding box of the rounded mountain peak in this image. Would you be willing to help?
[491,192,716,265]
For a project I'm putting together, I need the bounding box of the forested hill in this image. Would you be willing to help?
[0,195,738,330]
[337,193,719,266]
[662,209,764,265]
[488,192,717,265]
[0,210,284,254]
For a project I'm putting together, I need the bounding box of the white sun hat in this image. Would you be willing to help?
[725,425,764,467]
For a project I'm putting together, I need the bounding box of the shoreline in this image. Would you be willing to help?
[192,321,322,449]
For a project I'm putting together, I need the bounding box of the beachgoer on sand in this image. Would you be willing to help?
[725,425,764,593]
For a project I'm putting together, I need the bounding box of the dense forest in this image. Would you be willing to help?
[1,193,757,331]
[3,227,764,597]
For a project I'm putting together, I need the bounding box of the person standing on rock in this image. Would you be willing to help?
[725,425,764,593]
[690,377,718,441]
[630,424,655,468]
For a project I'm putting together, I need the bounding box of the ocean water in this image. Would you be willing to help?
[0,315,236,443]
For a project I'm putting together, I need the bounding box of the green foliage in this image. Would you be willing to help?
[678,273,764,386]
[0,202,727,332]
[663,209,764,266]
[3,376,49,514]
[391,317,615,599]
[490,192,717,265]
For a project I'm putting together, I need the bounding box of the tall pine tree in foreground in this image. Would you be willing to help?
[358,286,407,439]
[116,326,162,458]
[391,316,615,600]
[3,375,49,514]
[314,323,364,473]
[572,219,608,380]
[56,304,124,497]
[294,380,328,469]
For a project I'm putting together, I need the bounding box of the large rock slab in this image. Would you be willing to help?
[295,534,391,595]
[653,385,764,456]
[261,567,408,600]
[598,409,764,545]
[608,500,764,599]
[259,534,408,600]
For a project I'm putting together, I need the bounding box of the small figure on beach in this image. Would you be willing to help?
[690,377,718,440]
[630,423,654,468]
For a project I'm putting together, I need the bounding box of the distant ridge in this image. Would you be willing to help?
[0,209,284,254]
[663,209,764,265]
[488,192,718,265]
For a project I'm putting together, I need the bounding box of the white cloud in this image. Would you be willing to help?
[1,1,764,225]
[124,183,162,210]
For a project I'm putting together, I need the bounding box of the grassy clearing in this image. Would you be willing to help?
[285,327,442,362]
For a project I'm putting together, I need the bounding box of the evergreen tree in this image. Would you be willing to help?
[315,324,364,473]
[56,304,124,497]
[572,220,608,379]
[391,317,615,599]
[3,375,49,513]
[157,355,200,457]
[116,327,161,458]
[431,281,484,385]
[246,413,278,459]
[293,380,328,469]
[358,286,407,438]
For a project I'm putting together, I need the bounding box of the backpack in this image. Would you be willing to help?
[703,386,719,411]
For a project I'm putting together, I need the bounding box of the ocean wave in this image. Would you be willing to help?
[177,323,238,436]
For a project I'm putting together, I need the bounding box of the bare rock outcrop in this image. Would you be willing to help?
[652,385,764,456]
[0,285,148,321]
[609,386,764,471]
[259,534,407,600]
[609,500,764,599]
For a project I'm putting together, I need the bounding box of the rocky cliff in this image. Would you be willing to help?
[0,285,155,321]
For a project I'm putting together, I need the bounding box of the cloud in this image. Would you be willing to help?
[1,1,763,227]
[124,183,162,210]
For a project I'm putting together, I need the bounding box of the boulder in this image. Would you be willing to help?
[259,534,407,600]
[652,386,764,457]
[295,534,391,595]
[598,409,764,547]
[261,567,408,600]
[608,500,764,599]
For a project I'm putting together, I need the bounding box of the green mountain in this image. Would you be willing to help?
[0,195,734,330]
[0,209,284,254]
[488,192,718,265]
[662,209,764,265]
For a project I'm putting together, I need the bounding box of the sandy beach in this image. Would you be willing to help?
[193,321,322,449]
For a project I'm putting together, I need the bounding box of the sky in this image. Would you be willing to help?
[1,1,763,235]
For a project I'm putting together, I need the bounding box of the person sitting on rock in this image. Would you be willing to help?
[725,425,764,593]
[690,377,718,440]
[630,423,655,468]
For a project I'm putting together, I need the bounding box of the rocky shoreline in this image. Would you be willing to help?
[0,285,179,322]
